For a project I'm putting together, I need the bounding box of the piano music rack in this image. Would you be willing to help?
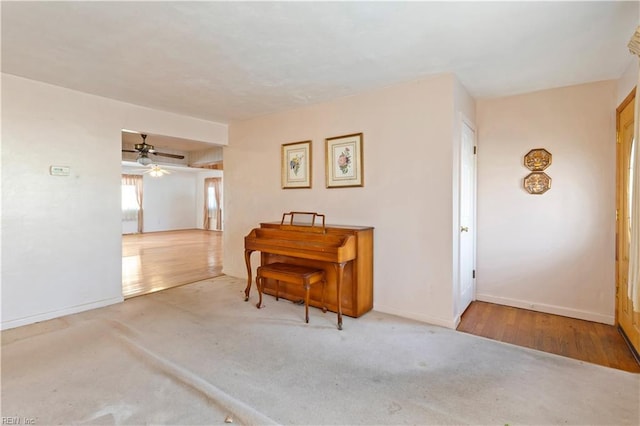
[280,211,326,234]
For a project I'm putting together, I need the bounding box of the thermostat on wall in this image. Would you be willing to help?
[50,166,70,176]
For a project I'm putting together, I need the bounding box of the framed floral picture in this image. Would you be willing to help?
[281,140,312,189]
[325,133,363,188]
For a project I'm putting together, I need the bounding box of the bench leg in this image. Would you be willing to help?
[275,280,280,301]
[304,283,310,323]
[256,276,263,309]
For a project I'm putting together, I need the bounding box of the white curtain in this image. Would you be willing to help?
[213,178,222,230]
[628,27,640,311]
[122,174,143,233]
[203,177,222,230]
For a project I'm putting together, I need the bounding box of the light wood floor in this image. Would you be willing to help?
[458,301,640,373]
[122,229,223,298]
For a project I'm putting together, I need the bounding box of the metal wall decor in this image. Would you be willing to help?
[523,148,552,194]
[524,172,552,195]
[524,148,552,171]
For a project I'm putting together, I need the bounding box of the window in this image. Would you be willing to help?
[122,174,143,233]
[122,184,139,221]
[204,177,222,230]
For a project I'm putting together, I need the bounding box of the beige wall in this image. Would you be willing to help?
[476,80,617,324]
[224,74,474,328]
[1,69,623,329]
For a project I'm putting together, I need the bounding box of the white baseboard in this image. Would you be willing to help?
[1,296,124,330]
[374,304,458,329]
[475,293,615,325]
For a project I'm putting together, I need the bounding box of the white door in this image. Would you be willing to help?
[459,121,477,315]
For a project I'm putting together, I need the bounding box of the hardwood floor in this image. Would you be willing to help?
[457,301,640,373]
[122,229,223,298]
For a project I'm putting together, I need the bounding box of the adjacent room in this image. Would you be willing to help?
[2,2,640,425]
[120,131,224,298]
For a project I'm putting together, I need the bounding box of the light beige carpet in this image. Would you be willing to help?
[2,275,639,425]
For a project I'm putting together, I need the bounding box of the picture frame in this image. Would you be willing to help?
[281,140,312,189]
[325,133,363,188]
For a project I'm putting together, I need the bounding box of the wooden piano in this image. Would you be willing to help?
[244,212,373,328]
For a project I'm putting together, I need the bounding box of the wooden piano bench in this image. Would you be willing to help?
[256,262,328,325]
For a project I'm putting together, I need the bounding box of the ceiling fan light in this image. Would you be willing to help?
[137,154,152,166]
[148,164,168,177]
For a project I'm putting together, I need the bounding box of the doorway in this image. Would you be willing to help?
[120,130,225,297]
[616,89,640,356]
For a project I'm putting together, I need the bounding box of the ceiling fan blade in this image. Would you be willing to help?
[152,152,185,159]
[124,134,184,160]
[122,149,138,153]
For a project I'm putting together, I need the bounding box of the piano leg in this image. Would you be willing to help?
[244,249,255,302]
[334,262,346,330]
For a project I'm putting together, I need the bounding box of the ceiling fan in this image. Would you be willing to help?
[122,134,185,165]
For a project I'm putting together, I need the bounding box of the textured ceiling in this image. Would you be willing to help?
[2,1,638,124]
